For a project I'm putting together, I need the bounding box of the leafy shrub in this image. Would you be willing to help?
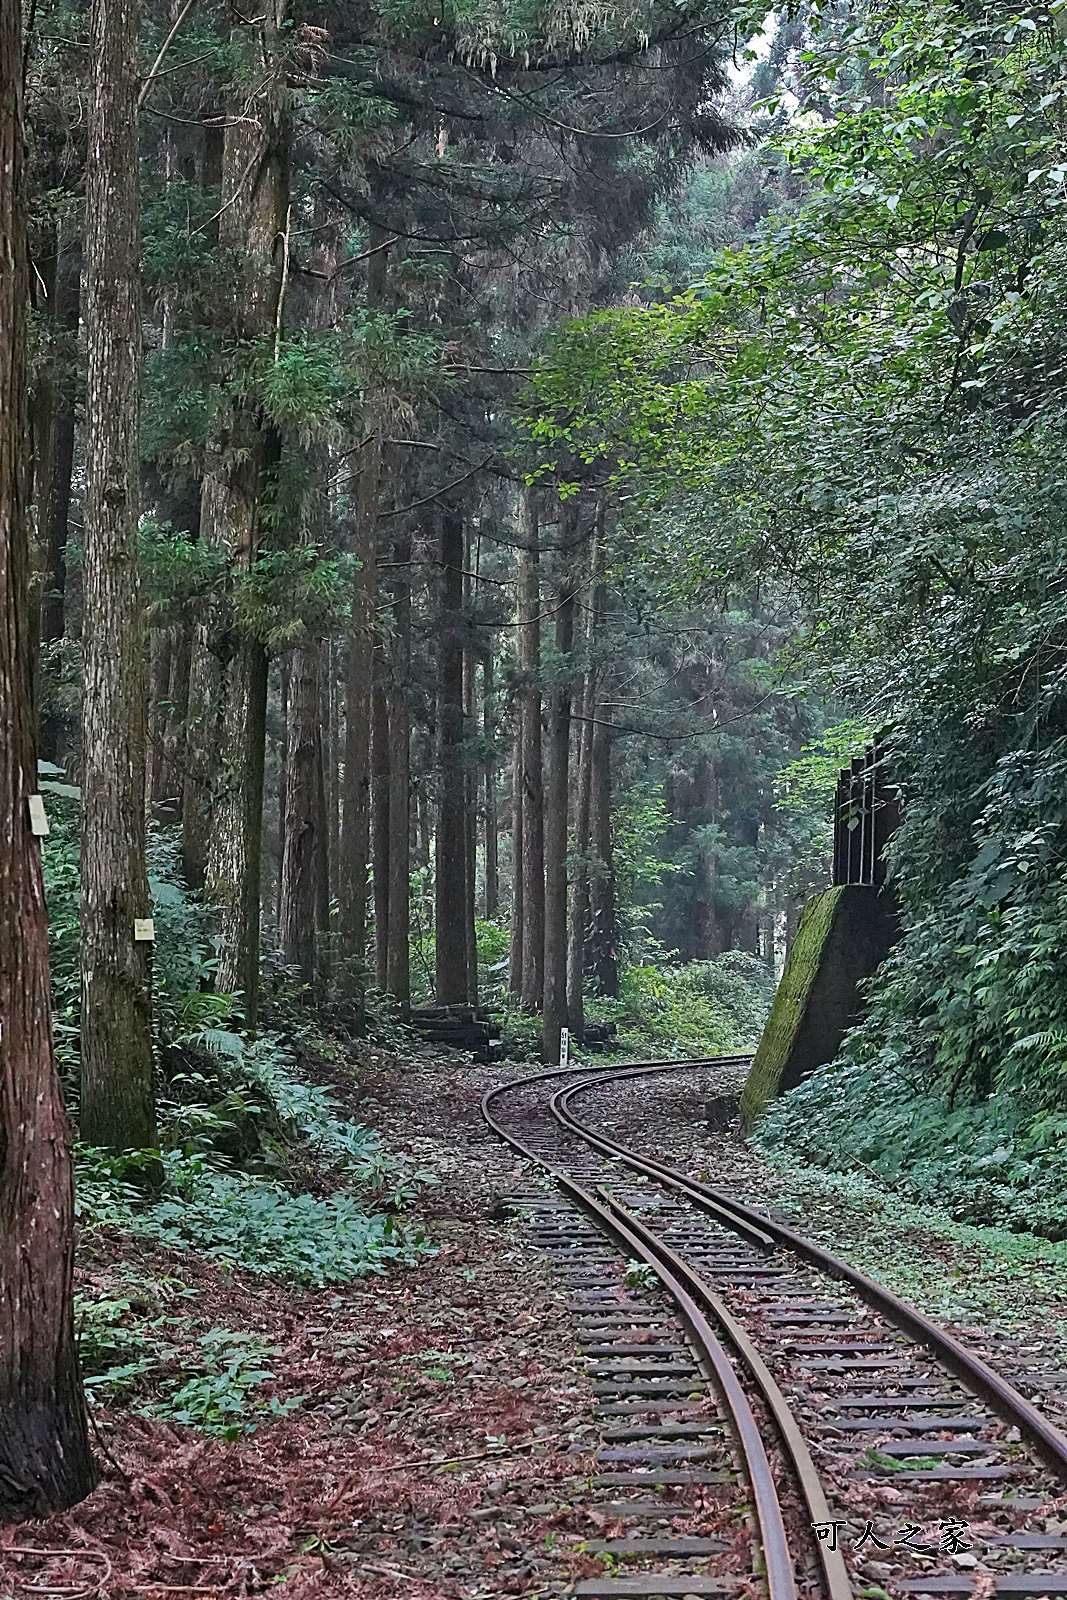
[77,1146,432,1285]
[79,1297,301,1438]
[755,1058,1067,1239]
[588,951,774,1056]
[158,1329,303,1437]
[41,795,217,1084]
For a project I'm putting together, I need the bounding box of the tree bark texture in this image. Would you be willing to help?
[435,509,469,1004]
[371,664,390,990]
[483,654,498,918]
[181,14,288,987]
[588,685,620,997]
[34,222,78,651]
[462,568,477,1003]
[386,529,411,1008]
[338,232,388,985]
[80,0,156,1150]
[542,581,574,1063]
[508,707,523,998]
[567,517,602,1038]
[517,494,544,1009]
[0,4,95,1513]
[280,639,321,982]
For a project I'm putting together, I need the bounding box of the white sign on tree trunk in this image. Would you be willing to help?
[559,1027,570,1068]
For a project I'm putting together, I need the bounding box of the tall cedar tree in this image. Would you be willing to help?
[0,0,94,1512]
[79,0,156,1149]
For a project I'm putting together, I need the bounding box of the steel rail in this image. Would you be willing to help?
[481,1070,800,1600]
[545,1075,851,1600]
[591,1183,854,1600]
[558,1057,1067,1485]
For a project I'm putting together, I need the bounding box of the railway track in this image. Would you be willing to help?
[482,1056,1067,1600]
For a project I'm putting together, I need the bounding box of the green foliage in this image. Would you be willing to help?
[79,1296,302,1439]
[42,798,217,1082]
[77,1146,432,1286]
[156,1330,303,1437]
[588,950,774,1056]
[524,0,1067,1234]
[775,721,876,814]
[755,1055,1067,1239]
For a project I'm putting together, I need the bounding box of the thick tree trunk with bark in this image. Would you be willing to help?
[435,509,469,1004]
[79,0,156,1149]
[280,640,321,982]
[542,580,574,1063]
[0,4,95,1513]
[517,494,544,1009]
[386,529,411,1007]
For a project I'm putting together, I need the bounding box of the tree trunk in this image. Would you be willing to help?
[313,686,330,962]
[326,636,340,915]
[588,683,620,998]
[36,223,78,652]
[79,0,156,1149]
[567,557,599,1039]
[517,493,544,1009]
[277,657,289,923]
[386,529,411,1008]
[160,617,191,813]
[280,640,320,983]
[209,640,269,1015]
[463,556,478,1003]
[181,20,289,955]
[508,697,524,992]
[542,580,574,1063]
[508,705,523,997]
[435,508,469,1004]
[338,232,388,990]
[483,653,498,917]
[371,663,390,990]
[0,2,95,1512]
[149,628,173,804]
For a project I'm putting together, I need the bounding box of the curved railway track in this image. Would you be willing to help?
[482,1056,1067,1600]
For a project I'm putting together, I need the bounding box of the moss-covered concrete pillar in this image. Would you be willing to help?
[740,885,898,1128]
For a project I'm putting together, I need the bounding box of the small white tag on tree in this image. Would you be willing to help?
[27,794,49,836]
[559,1026,570,1068]
[133,918,156,942]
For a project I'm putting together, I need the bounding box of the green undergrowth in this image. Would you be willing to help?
[77,1033,434,1285]
[78,1288,303,1437]
[42,795,434,1288]
[587,951,776,1059]
[755,1055,1067,1241]
[756,1158,1067,1352]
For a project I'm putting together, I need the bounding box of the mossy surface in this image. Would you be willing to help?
[741,888,842,1128]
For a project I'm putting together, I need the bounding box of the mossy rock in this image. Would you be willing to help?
[740,885,898,1130]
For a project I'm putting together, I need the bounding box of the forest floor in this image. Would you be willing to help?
[5,1046,1067,1599]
